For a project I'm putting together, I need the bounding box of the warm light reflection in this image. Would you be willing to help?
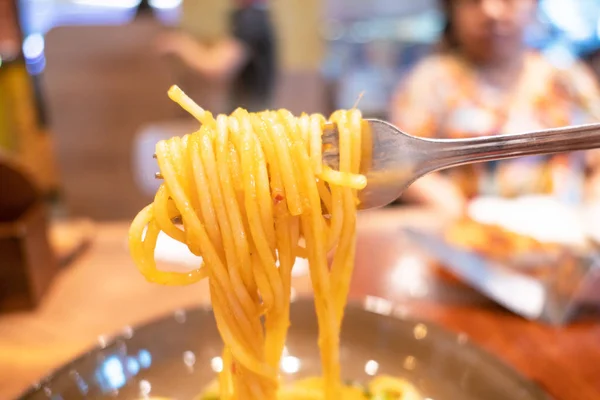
[364,359,379,376]
[174,309,187,323]
[211,356,223,373]
[393,305,409,319]
[363,295,392,315]
[280,356,301,374]
[122,326,134,339]
[183,351,196,368]
[139,380,152,397]
[389,254,429,298]
[413,324,427,340]
[403,356,416,371]
[97,335,108,349]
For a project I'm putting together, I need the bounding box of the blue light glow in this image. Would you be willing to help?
[22,33,44,60]
[543,42,577,69]
[25,56,46,75]
[74,373,89,395]
[138,349,152,369]
[127,356,140,375]
[97,355,126,391]
[540,0,595,41]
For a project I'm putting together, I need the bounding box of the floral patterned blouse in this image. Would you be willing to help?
[391,51,600,204]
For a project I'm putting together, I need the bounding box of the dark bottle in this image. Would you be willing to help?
[0,0,60,200]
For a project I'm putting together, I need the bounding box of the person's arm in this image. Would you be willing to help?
[156,31,248,81]
[390,60,467,216]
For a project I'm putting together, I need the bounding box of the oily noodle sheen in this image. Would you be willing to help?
[129,86,367,400]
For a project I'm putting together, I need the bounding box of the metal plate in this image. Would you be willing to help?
[18,299,551,400]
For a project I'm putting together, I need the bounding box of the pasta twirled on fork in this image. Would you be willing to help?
[129,85,373,399]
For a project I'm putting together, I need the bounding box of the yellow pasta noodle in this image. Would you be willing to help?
[129,86,414,400]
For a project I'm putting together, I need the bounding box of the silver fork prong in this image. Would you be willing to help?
[322,122,340,170]
[321,120,374,176]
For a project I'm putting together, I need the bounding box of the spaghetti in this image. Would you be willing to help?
[129,86,411,399]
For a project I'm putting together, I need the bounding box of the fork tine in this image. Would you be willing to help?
[321,120,374,175]
[322,122,340,170]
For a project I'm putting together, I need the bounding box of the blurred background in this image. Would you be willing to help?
[3,0,600,221]
[0,0,600,220]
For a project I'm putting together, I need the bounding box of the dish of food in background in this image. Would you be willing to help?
[445,217,583,281]
[445,217,560,261]
[443,196,592,274]
[464,196,588,248]
[407,196,600,323]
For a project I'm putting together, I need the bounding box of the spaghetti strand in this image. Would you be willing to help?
[129,85,368,400]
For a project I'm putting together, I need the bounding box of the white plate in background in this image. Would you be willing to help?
[467,195,588,247]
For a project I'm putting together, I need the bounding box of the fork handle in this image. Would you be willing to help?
[425,122,600,172]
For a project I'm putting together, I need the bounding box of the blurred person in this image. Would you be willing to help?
[391,0,600,215]
[156,0,276,113]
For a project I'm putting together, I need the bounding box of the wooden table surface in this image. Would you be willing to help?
[1,208,599,400]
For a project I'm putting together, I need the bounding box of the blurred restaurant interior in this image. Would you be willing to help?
[4,0,600,220]
[6,0,600,220]
[4,0,600,399]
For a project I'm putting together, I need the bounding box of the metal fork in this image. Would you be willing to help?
[322,120,600,210]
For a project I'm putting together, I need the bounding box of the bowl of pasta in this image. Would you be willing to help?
[18,298,550,400]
